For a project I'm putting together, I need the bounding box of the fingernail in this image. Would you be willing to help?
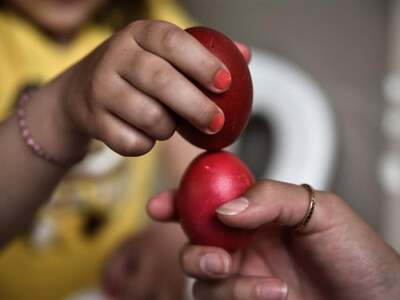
[200,253,229,276]
[206,110,225,134]
[216,197,249,216]
[256,280,288,300]
[214,68,231,90]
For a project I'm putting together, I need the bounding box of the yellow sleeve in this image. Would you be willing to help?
[147,0,196,28]
[0,20,21,119]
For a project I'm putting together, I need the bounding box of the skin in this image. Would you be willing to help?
[4,0,107,40]
[102,223,187,300]
[7,3,396,299]
[148,180,400,300]
[2,2,397,299]
[0,1,250,298]
[1,16,232,243]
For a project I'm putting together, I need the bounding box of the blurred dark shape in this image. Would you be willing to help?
[82,210,106,237]
[237,112,274,179]
[97,0,146,29]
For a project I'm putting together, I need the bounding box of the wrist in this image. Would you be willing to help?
[24,80,90,166]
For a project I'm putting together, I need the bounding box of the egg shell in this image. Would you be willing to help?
[177,27,253,150]
[176,151,255,252]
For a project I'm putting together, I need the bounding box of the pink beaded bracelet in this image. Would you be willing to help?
[17,92,85,168]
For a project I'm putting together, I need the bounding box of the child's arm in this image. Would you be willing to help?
[161,133,203,186]
[0,81,87,245]
[0,20,229,246]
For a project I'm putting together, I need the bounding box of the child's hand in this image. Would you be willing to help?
[102,223,187,300]
[55,20,231,156]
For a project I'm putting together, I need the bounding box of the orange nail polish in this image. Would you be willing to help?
[214,68,231,90]
[207,111,225,134]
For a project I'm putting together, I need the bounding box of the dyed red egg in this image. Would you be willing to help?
[177,27,253,150]
[176,151,255,252]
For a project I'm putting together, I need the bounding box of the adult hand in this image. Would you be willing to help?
[148,180,400,300]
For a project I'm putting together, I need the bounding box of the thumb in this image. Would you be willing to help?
[215,180,343,234]
[147,190,179,222]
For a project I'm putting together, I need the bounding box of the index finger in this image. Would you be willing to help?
[132,21,231,93]
[147,190,178,222]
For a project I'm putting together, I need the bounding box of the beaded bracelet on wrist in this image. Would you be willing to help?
[17,92,85,168]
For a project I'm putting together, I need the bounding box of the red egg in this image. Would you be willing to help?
[176,151,255,252]
[177,27,253,150]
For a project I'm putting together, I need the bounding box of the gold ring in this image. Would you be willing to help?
[293,184,316,232]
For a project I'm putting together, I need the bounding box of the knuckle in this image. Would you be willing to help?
[107,34,130,57]
[135,97,176,140]
[120,138,139,156]
[132,47,177,92]
[146,20,175,36]
[153,116,176,140]
[138,138,156,155]
[151,65,173,90]
[107,31,124,46]
[95,37,124,67]
[160,25,184,51]
[157,123,176,140]
[126,19,147,32]
[125,137,155,157]
[180,246,203,277]
[254,180,275,197]
[119,137,154,156]
[133,49,152,69]
[134,50,162,76]
[141,104,164,128]
[196,100,215,126]
[145,20,165,33]
[203,56,222,77]
[100,123,155,157]
[136,20,172,45]
[134,51,172,89]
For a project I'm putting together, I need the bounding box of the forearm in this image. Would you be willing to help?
[0,77,88,245]
[161,133,203,186]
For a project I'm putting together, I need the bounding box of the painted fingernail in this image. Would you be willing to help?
[216,197,249,216]
[214,68,231,90]
[200,253,229,276]
[256,280,288,300]
[206,110,225,134]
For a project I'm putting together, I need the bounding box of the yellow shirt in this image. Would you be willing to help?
[0,1,192,299]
